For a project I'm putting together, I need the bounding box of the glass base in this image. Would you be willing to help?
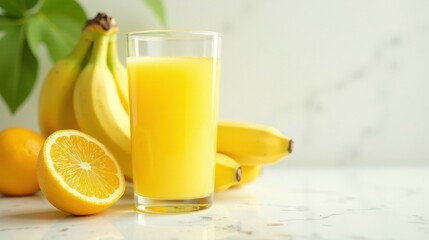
[134,193,213,214]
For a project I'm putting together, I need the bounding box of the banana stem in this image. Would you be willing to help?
[85,12,117,31]
[107,34,121,66]
[67,31,94,63]
[79,13,120,67]
[89,34,110,66]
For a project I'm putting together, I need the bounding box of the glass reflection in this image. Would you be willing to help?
[133,212,215,240]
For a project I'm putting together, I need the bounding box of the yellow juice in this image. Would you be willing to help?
[127,56,220,199]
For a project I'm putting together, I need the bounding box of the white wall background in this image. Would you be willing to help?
[1,0,429,166]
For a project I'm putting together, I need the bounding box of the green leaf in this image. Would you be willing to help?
[0,0,38,17]
[26,0,86,61]
[0,24,38,113]
[143,0,168,27]
[24,0,38,10]
[0,15,22,28]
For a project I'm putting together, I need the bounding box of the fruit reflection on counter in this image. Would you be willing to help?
[0,12,294,215]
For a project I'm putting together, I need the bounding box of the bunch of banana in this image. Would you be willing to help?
[215,121,294,191]
[72,19,132,177]
[38,13,294,194]
[38,13,132,176]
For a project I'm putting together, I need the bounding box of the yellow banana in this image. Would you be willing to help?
[214,153,242,192]
[72,23,132,178]
[233,165,262,187]
[107,32,129,114]
[217,121,294,165]
[38,30,93,137]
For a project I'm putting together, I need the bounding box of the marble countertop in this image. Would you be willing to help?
[1,165,428,239]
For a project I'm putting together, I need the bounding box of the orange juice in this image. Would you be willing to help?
[127,56,220,199]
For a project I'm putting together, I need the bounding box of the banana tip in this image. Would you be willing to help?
[288,139,294,154]
[236,166,242,182]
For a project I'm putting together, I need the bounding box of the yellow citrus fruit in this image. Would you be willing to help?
[37,129,125,215]
[0,127,44,196]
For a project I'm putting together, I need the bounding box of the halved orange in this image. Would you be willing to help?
[37,129,125,215]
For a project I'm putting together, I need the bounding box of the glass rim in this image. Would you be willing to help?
[126,29,221,40]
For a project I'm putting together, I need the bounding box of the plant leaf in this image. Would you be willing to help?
[0,0,25,17]
[24,0,38,10]
[0,24,38,113]
[26,0,86,61]
[143,0,167,27]
[0,0,38,17]
[0,15,22,28]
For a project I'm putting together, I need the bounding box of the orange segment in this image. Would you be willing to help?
[38,129,125,215]
[50,135,120,198]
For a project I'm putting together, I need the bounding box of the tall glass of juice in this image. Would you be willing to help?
[126,30,221,213]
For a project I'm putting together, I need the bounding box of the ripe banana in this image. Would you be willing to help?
[233,165,262,187]
[38,30,93,137]
[107,32,129,114]
[72,23,132,178]
[217,121,294,165]
[214,153,242,192]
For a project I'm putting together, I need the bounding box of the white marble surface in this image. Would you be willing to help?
[1,0,429,166]
[1,165,428,239]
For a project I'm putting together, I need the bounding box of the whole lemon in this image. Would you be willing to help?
[0,127,45,196]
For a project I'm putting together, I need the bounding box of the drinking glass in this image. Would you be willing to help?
[126,30,221,213]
